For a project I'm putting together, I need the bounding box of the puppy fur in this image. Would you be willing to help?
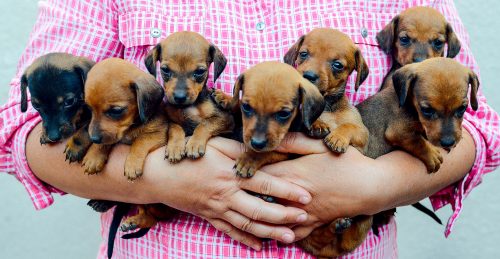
[377,6,461,90]
[20,52,94,163]
[145,31,234,163]
[283,28,372,258]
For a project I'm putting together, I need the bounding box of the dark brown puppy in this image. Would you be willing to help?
[357,57,478,171]
[145,31,234,163]
[377,6,461,89]
[283,28,372,258]
[20,52,94,162]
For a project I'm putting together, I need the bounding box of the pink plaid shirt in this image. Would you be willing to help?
[1,0,499,258]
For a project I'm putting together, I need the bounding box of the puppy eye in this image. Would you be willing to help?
[455,105,467,118]
[105,107,126,120]
[432,39,444,49]
[399,36,411,46]
[161,67,172,80]
[420,107,436,119]
[193,68,207,78]
[64,97,78,108]
[275,110,292,122]
[331,61,344,72]
[241,103,254,116]
[299,51,309,60]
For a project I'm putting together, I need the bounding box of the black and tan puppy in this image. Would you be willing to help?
[20,52,94,162]
[377,6,461,89]
[283,28,373,258]
[145,31,234,163]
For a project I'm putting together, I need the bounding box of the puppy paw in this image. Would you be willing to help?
[87,199,116,213]
[165,142,186,163]
[324,131,350,153]
[39,132,51,145]
[330,218,353,234]
[64,137,87,163]
[234,157,258,178]
[82,151,107,175]
[210,89,234,110]
[185,138,206,159]
[120,220,138,232]
[308,120,330,139]
[423,145,444,173]
[124,156,144,181]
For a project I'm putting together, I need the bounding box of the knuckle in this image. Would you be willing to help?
[251,206,263,221]
[240,218,254,232]
[260,180,272,196]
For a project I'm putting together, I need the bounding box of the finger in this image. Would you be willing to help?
[223,210,296,244]
[207,137,246,160]
[207,218,262,251]
[292,225,317,241]
[238,171,311,204]
[276,132,329,154]
[229,191,308,225]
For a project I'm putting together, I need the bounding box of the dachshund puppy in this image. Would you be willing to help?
[145,31,234,163]
[357,57,479,171]
[284,28,369,153]
[20,52,94,163]
[377,6,461,89]
[282,28,373,258]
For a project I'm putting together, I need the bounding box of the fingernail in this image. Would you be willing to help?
[296,213,307,222]
[252,244,262,251]
[282,233,294,243]
[299,196,311,204]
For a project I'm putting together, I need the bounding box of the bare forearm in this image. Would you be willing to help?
[376,129,475,210]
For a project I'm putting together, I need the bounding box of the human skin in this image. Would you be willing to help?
[26,123,475,247]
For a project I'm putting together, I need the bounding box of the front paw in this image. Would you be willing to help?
[234,156,259,178]
[87,199,116,213]
[324,130,350,153]
[308,120,330,139]
[210,89,234,110]
[185,138,206,159]
[330,218,353,233]
[82,147,107,175]
[124,156,144,181]
[165,141,185,163]
[64,138,87,163]
[40,132,51,145]
[423,145,444,173]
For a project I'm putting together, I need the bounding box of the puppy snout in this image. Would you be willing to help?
[47,130,62,142]
[413,56,425,63]
[302,71,319,84]
[440,137,455,148]
[90,134,103,144]
[250,137,268,151]
[173,90,187,104]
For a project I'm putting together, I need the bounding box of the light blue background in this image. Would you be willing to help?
[0,1,498,258]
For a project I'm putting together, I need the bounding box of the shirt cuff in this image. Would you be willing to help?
[429,119,487,237]
[11,115,65,210]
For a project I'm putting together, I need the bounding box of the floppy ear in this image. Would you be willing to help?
[354,48,369,91]
[131,75,165,123]
[376,15,399,54]
[209,45,227,83]
[20,73,29,112]
[228,74,244,111]
[283,35,305,66]
[298,78,325,129]
[145,43,162,77]
[446,23,461,58]
[74,57,96,88]
[392,66,418,107]
[468,70,480,111]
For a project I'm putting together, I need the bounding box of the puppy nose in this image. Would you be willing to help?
[173,91,187,104]
[413,57,425,63]
[47,131,61,142]
[250,137,268,150]
[90,134,102,144]
[440,137,455,148]
[302,71,319,84]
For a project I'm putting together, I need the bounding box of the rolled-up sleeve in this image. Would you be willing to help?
[0,0,123,210]
[428,0,500,236]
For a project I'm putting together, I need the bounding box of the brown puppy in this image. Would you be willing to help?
[145,31,234,163]
[283,28,372,258]
[377,6,461,89]
[357,57,479,171]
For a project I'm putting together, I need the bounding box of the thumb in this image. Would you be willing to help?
[276,132,329,155]
[208,136,246,160]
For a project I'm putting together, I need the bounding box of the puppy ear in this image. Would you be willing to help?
[298,78,325,129]
[208,45,227,83]
[392,66,418,107]
[228,74,244,110]
[354,48,369,91]
[74,57,96,85]
[283,35,305,66]
[446,23,461,58]
[145,43,162,77]
[468,70,480,111]
[131,75,165,123]
[376,15,399,54]
[20,73,29,112]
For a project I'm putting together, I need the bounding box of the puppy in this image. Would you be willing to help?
[377,6,461,90]
[20,52,94,163]
[283,28,373,258]
[145,31,234,163]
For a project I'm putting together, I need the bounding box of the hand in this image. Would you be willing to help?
[261,133,386,241]
[152,137,313,250]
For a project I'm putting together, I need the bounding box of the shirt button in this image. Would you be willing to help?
[361,27,368,38]
[256,21,266,31]
[151,28,162,38]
